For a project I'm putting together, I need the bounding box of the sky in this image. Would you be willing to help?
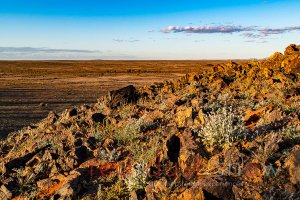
[0,0,300,60]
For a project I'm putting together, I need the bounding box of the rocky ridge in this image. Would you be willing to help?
[1,44,300,199]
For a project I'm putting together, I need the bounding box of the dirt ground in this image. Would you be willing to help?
[0,60,236,138]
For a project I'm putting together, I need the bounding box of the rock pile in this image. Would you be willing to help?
[1,44,300,199]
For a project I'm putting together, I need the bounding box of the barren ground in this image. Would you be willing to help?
[0,60,241,138]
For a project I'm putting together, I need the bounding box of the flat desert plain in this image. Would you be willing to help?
[0,60,242,137]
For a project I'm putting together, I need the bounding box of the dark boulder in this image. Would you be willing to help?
[66,108,78,118]
[167,135,181,163]
[108,85,139,108]
[91,113,105,123]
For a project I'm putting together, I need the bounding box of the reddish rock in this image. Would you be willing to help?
[243,162,263,183]
[284,145,300,184]
[194,176,234,200]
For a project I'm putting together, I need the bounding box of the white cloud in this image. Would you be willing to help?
[259,26,300,36]
[113,39,140,43]
[161,24,300,38]
[161,25,255,34]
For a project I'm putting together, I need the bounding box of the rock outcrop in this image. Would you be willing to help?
[0,44,300,199]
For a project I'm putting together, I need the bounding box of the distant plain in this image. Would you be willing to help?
[0,60,246,137]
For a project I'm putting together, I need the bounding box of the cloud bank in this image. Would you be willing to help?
[161,25,300,38]
[0,47,101,60]
[161,25,255,34]
[259,26,300,36]
[0,47,100,54]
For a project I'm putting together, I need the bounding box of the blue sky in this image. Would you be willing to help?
[0,0,300,59]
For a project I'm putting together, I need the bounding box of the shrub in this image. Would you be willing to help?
[279,125,300,141]
[12,167,38,196]
[130,135,160,163]
[125,162,148,192]
[97,180,128,200]
[253,133,281,164]
[200,106,246,149]
[113,119,141,145]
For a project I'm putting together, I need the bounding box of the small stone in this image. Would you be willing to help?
[39,102,47,107]
[57,156,78,171]
[193,117,202,129]
[243,163,263,183]
[153,177,168,194]
[37,178,57,190]
[190,98,199,108]
[54,171,81,199]
[207,154,220,172]
[178,187,204,200]
[175,107,193,128]
[0,185,12,200]
[197,109,205,125]
[42,150,53,161]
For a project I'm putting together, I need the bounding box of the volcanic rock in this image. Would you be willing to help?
[284,145,300,184]
[108,85,139,108]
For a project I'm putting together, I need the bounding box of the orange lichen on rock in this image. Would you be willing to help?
[38,179,66,199]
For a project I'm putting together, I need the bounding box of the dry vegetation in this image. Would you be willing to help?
[1,45,300,199]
